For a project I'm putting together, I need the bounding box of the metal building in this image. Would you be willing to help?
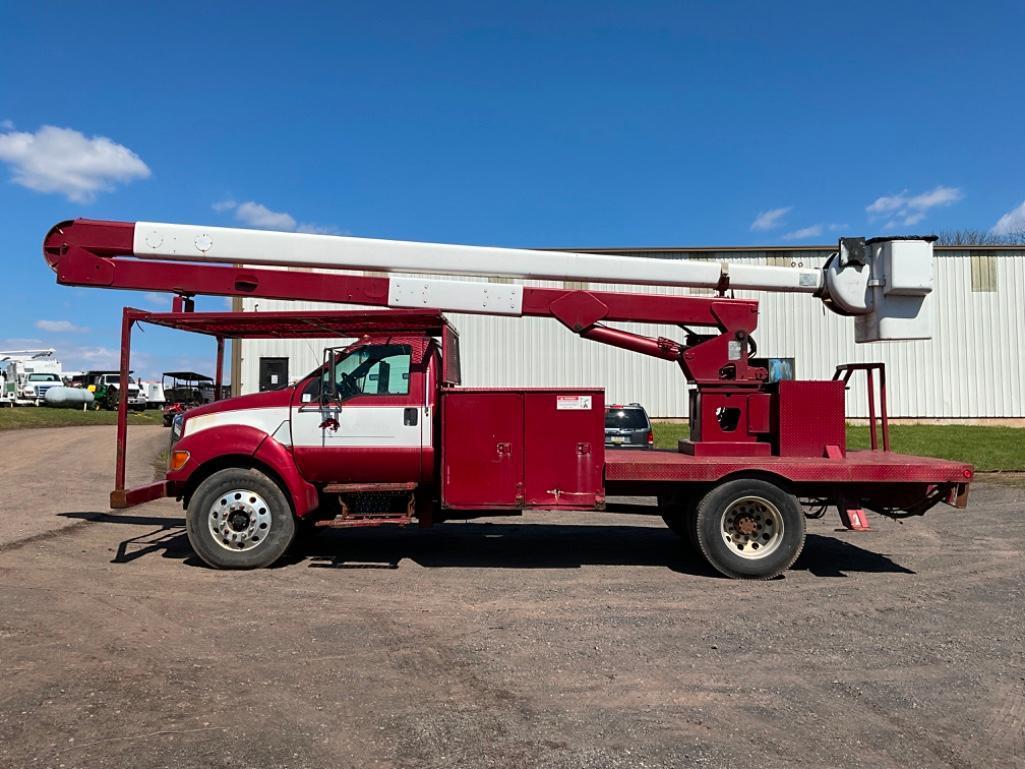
[232,244,1025,419]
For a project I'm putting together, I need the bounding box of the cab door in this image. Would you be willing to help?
[290,343,425,483]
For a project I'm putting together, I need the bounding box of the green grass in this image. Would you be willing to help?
[845,424,1024,472]
[653,422,1025,472]
[0,407,163,430]
[652,422,690,450]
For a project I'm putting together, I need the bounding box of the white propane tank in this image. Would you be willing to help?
[44,387,95,408]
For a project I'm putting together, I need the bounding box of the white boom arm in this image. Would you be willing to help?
[132,222,934,341]
[0,349,57,361]
[134,222,823,292]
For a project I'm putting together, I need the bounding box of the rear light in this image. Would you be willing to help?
[647,430,654,446]
[169,450,190,471]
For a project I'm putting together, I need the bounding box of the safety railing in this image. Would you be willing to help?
[833,362,890,452]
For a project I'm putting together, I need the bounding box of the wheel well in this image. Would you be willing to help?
[657,472,796,506]
[714,471,796,495]
[181,455,295,514]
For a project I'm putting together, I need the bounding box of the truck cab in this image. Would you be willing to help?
[21,372,63,403]
[166,314,606,569]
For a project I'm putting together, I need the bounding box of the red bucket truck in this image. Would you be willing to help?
[43,220,972,578]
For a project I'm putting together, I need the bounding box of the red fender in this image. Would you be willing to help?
[168,424,319,518]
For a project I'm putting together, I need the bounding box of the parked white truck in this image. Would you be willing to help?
[0,350,64,405]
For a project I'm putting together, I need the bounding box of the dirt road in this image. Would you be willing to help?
[0,427,1022,769]
[0,424,167,546]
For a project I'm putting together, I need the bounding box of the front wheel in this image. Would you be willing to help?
[693,479,805,580]
[186,467,296,569]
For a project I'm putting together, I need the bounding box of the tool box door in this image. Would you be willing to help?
[442,392,523,509]
[523,391,604,508]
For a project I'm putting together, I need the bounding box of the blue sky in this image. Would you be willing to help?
[1,1,1023,377]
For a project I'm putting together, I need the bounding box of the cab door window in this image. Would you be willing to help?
[306,344,412,401]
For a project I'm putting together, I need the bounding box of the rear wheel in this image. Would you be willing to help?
[186,467,296,569]
[658,491,699,554]
[693,479,805,580]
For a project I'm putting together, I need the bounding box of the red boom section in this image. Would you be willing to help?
[43,218,765,389]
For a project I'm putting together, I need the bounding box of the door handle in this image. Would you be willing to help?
[404,407,418,426]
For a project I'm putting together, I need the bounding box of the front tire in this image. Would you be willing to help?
[186,467,296,569]
[693,479,805,580]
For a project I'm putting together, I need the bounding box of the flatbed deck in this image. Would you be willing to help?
[604,448,974,484]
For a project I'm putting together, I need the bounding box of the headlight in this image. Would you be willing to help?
[171,414,185,442]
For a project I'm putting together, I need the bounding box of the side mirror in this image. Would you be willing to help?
[320,348,338,406]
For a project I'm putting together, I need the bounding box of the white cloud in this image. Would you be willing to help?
[0,337,45,348]
[142,292,171,308]
[213,199,339,235]
[866,185,963,227]
[0,125,150,203]
[751,206,792,231]
[35,319,89,334]
[235,201,297,230]
[60,346,126,371]
[992,200,1025,235]
[782,224,824,240]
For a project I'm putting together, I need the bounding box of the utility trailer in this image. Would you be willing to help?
[43,219,973,579]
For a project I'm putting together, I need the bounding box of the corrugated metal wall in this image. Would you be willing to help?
[238,250,1025,418]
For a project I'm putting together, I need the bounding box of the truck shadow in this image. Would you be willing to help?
[59,512,915,577]
[59,511,189,564]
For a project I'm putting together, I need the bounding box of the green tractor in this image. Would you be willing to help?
[73,370,148,411]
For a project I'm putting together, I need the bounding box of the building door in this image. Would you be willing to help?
[290,343,425,483]
[258,357,289,391]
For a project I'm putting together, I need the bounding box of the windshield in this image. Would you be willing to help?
[28,373,60,382]
[605,408,649,429]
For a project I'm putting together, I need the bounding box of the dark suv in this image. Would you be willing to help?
[604,403,654,449]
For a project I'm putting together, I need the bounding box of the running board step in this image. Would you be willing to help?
[324,482,417,494]
[314,515,412,529]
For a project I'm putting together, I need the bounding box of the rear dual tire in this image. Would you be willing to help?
[659,493,700,555]
[692,479,805,580]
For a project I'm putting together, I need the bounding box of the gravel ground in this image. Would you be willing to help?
[0,424,167,547]
[0,426,1022,769]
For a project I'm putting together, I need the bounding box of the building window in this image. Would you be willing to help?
[489,276,513,284]
[563,281,588,290]
[971,255,998,293]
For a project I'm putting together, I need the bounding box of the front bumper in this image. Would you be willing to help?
[110,481,170,509]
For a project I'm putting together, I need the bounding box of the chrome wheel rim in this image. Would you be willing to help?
[719,495,784,560]
[208,488,272,552]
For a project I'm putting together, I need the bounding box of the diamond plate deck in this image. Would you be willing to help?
[604,448,974,484]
